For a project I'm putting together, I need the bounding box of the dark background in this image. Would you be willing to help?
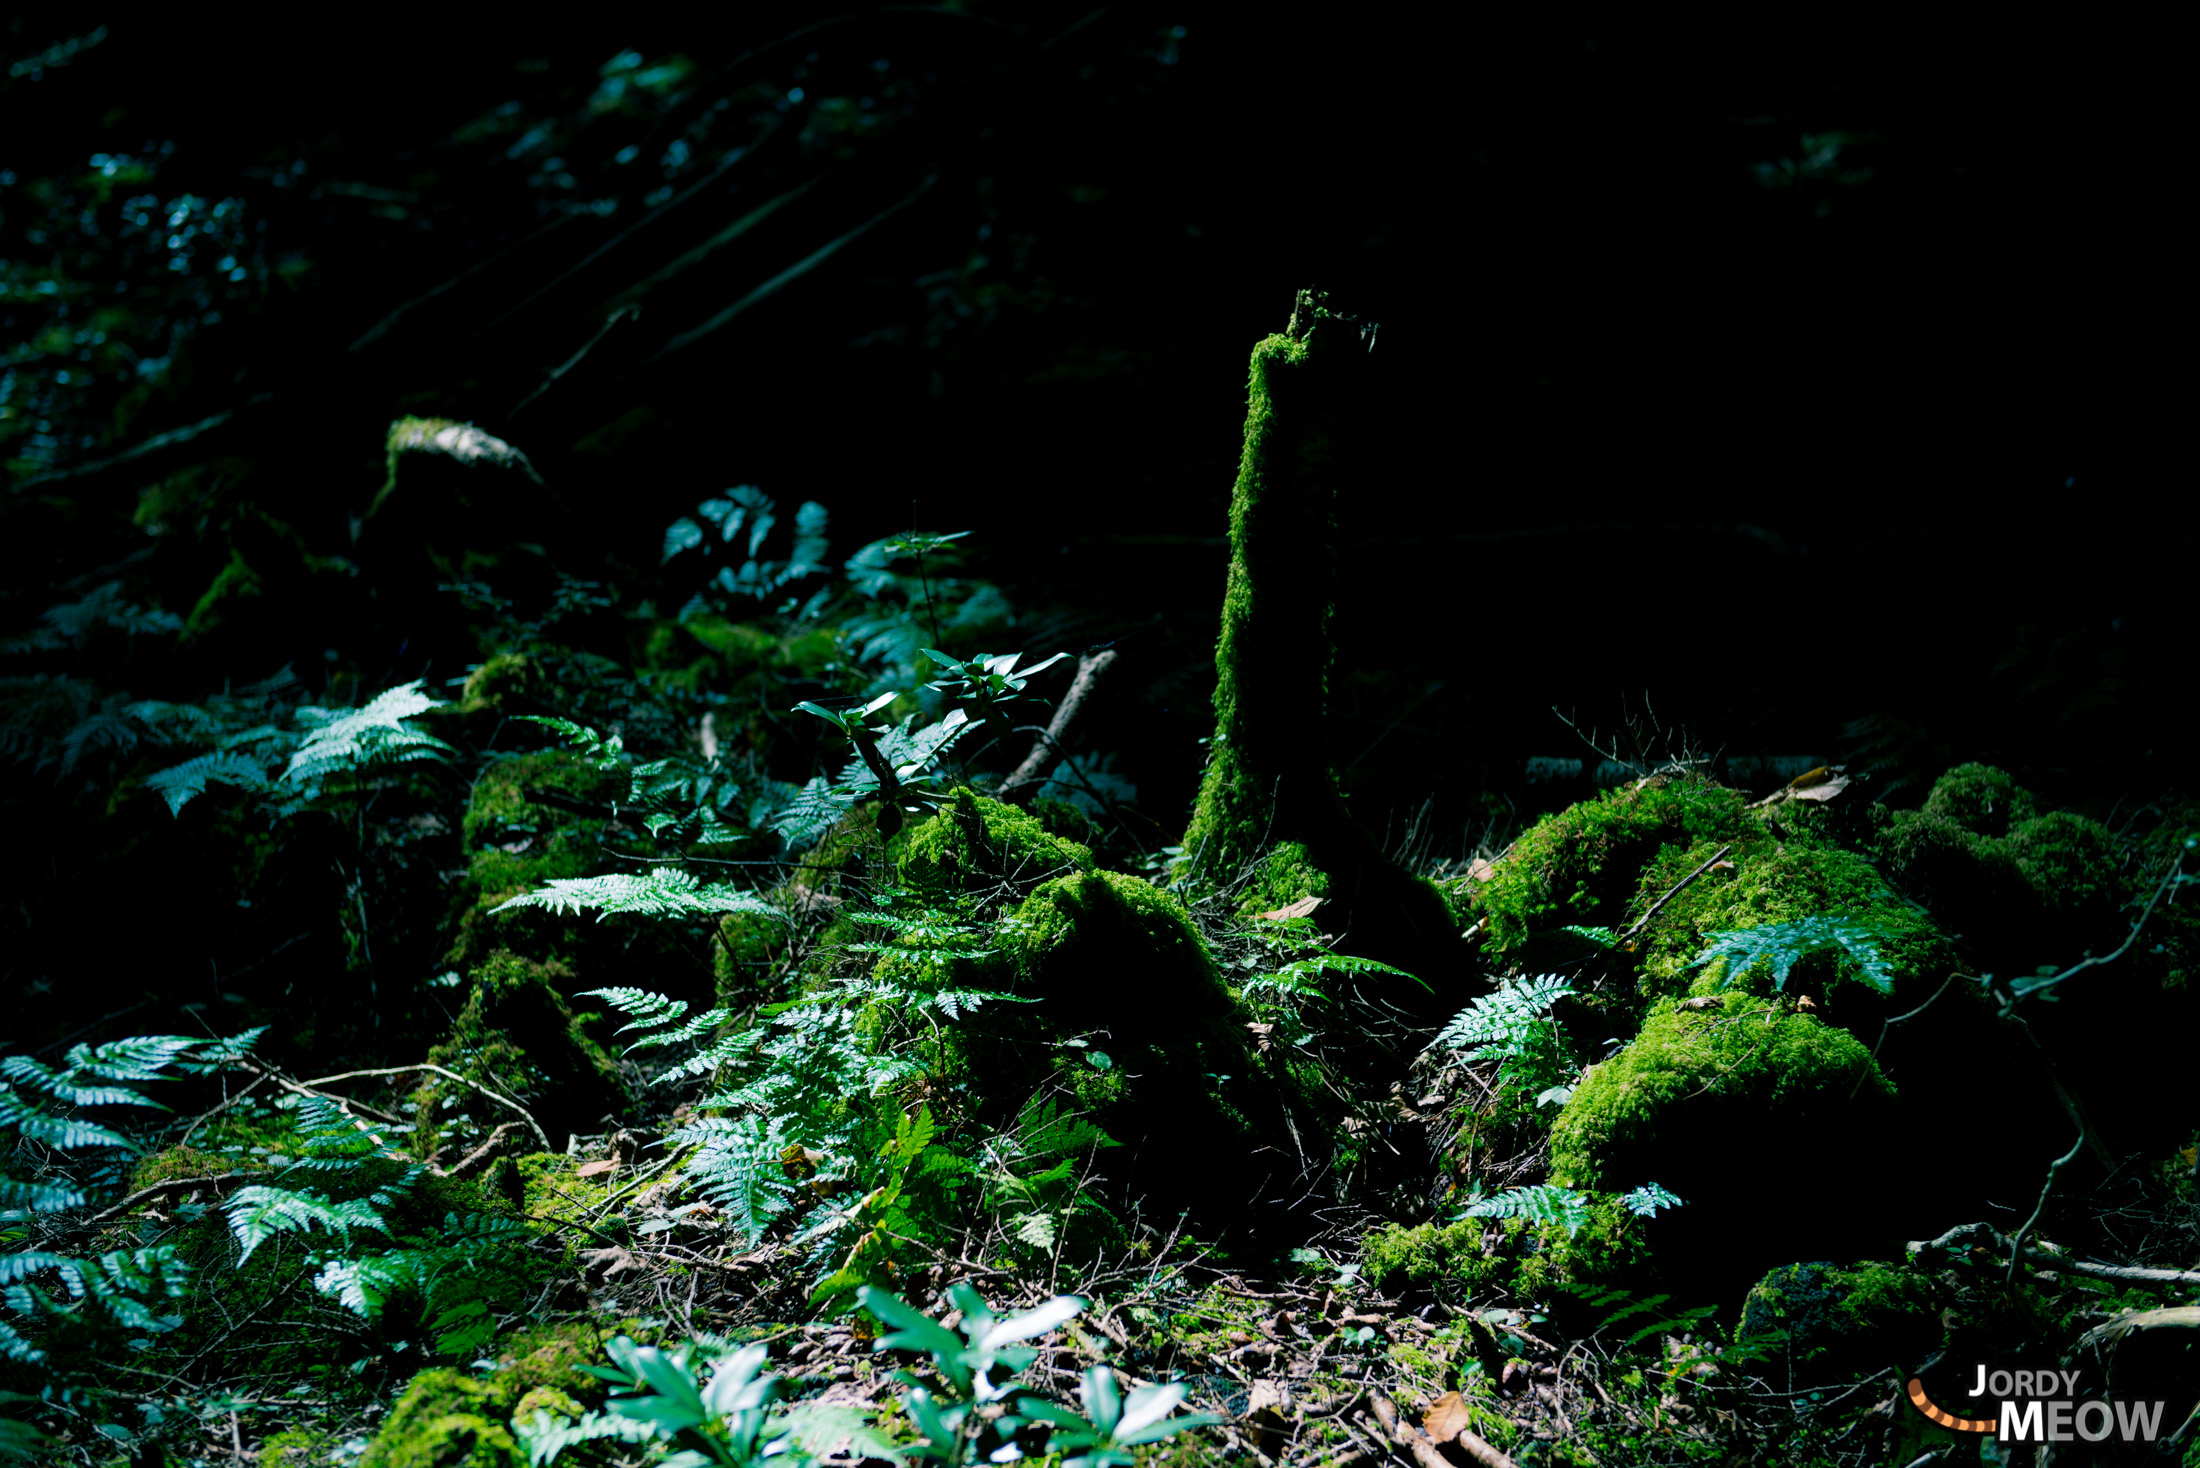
[4,8,2184,848]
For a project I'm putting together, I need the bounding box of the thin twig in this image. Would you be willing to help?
[1618,844,1732,945]
[267,1060,551,1151]
[997,651,1120,803]
[76,1172,253,1230]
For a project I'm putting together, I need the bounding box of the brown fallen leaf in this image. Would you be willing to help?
[1423,1390,1473,1444]
[1257,895,1324,921]
[1749,764,1852,808]
[1466,858,1499,883]
[575,1159,619,1179]
[1240,1379,1291,1456]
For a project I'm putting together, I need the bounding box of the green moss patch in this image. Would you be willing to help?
[411,950,628,1161]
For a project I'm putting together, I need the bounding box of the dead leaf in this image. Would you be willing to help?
[580,1244,640,1278]
[1795,994,1818,1012]
[1466,858,1499,883]
[1422,1389,1474,1444]
[1678,996,1721,1012]
[1750,764,1852,808]
[575,1159,619,1179]
[1257,895,1323,921]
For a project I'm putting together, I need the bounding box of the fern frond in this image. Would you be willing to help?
[1617,1182,1685,1218]
[65,1034,203,1082]
[1432,975,1576,1059]
[222,1184,392,1263]
[0,1090,135,1153]
[144,749,277,815]
[672,1113,797,1244]
[282,680,452,784]
[1457,1183,1592,1238]
[769,775,853,851]
[0,1177,85,1214]
[493,868,788,923]
[513,714,626,769]
[516,1406,660,1463]
[1689,917,1896,995]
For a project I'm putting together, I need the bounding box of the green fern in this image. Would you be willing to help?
[1688,916,1897,995]
[217,1095,542,1356]
[282,680,453,784]
[979,1097,1121,1258]
[0,1034,210,1365]
[1455,1183,1593,1238]
[1430,974,1578,1103]
[494,868,790,923]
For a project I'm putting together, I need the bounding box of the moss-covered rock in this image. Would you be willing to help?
[411,951,628,1161]
[897,787,1092,898]
[864,794,1306,1234]
[1545,991,1896,1289]
[355,1367,519,1468]
[352,1319,608,1467]
[997,868,1300,1229]
[1738,1260,1944,1378]
[448,748,624,970]
[1463,774,1760,958]
[1632,836,1953,1017]
[457,652,546,714]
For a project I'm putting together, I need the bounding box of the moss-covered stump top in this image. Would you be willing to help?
[906,865,1301,1232]
[412,950,628,1161]
[896,787,1093,900]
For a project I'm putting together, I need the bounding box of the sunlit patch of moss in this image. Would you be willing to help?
[128,1142,244,1195]
[896,786,1092,899]
[1464,775,1758,954]
[1631,834,1952,1009]
[1361,1217,1511,1298]
[355,1367,521,1468]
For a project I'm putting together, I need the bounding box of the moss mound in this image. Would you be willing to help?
[411,950,628,1160]
[1545,991,1896,1288]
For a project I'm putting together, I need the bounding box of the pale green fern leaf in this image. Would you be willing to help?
[1458,1183,1592,1238]
[493,868,788,923]
[1689,916,1896,995]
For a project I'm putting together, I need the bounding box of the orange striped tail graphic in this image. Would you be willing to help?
[1907,1378,1996,1433]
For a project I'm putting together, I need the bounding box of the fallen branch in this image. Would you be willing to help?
[1908,1222,2200,1288]
[77,1173,253,1231]
[1369,1389,1515,1468]
[997,650,1119,805]
[239,1058,552,1152]
[439,1121,525,1179]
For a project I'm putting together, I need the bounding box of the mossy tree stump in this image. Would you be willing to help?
[1178,289,1456,1012]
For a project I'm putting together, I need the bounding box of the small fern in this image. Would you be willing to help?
[282,680,453,784]
[1455,1183,1593,1237]
[0,1034,210,1365]
[1688,916,1897,995]
[217,1095,542,1356]
[494,868,790,923]
[1430,975,1578,1103]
